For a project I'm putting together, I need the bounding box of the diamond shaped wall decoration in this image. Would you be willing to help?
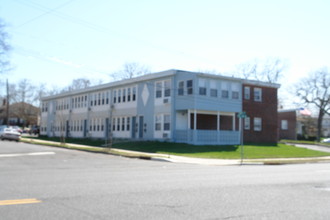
[141,84,149,106]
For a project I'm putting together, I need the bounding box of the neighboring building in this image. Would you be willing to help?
[0,102,40,127]
[40,70,280,145]
[278,109,297,140]
[278,108,319,140]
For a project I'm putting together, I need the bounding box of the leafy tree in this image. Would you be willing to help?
[295,67,330,141]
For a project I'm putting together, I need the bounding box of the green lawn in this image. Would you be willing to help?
[28,136,330,159]
[112,141,330,159]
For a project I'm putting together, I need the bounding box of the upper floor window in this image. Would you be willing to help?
[187,80,193,95]
[178,81,184,96]
[164,80,171,97]
[122,89,126,102]
[232,83,240,99]
[199,79,207,96]
[127,88,131,102]
[221,82,229,99]
[156,82,162,98]
[210,80,217,97]
[118,90,121,103]
[132,87,136,101]
[244,86,250,100]
[113,90,117,103]
[254,88,262,102]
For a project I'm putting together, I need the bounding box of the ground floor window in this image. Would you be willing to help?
[254,117,262,131]
[154,114,171,131]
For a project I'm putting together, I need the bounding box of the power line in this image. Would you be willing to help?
[12,0,224,69]
[14,0,77,29]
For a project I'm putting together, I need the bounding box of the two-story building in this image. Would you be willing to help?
[40,70,280,145]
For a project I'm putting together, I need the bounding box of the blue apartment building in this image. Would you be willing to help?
[40,70,280,145]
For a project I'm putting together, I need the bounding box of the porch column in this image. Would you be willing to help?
[194,110,197,130]
[193,109,197,143]
[187,109,191,143]
[217,111,220,143]
[188,109,191,129]
[232,113,236,131]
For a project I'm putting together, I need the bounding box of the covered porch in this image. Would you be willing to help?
[175,110,241,145]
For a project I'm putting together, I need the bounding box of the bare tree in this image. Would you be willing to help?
[67,78,91,91]
[0,19,11,76]
[295,67,330,141]
[235,58,286,83]
[110,62,151,80]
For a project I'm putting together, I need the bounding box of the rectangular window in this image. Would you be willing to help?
[102,93,105,105]
[156,82,162,98]
[117,118,120,131]
[126,117,130,131]
[199,79,206,95]
[127,88,131,102]
[164,80,171,97]
[118,90,121,103]
[94,94,97,106]
[254,88,262,102]
[123,89,126,102]
[155,115,161,131]
[232,83,240,99]
[210,80,217,97]
[244,87,250,100]
[187,80,193,95]
[112,118,116,131]
[121,117,125,131]
[90,95,93,106]
[106,92,109,105]
[178,81,184,96]
[281,120,288,130]
[254,117,262,131]
[244,117,250,130]
[210,89,218,97]
[113,90,117,103]
[164,114,170,131]
[132,87,136,101]
[221,82,229,98]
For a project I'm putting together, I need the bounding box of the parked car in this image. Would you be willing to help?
[322,138,330,143]
[9,126,23,134]
[0,127,21,142]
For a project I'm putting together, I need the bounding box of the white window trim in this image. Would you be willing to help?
[254,117,262,131]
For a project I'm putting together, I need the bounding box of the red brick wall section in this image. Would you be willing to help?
[243,84,278,143]
[278,111,297,140]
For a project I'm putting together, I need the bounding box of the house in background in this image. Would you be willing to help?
[278,108,316,140]
[0,102,40,127]
[40,70,280,145]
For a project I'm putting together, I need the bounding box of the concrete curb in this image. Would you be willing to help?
[20,138,330,166]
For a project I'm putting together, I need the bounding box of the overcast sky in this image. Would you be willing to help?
[1,0,330,108]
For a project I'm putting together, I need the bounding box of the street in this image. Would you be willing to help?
[1,141,330,219]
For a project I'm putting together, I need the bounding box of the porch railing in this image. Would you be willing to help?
[175,129,240,145]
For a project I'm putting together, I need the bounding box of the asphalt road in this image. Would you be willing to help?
[1,141,330,220]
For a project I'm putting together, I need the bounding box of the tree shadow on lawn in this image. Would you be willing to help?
[112,141,239,154]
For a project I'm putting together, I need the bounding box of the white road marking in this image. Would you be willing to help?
[0,152,55,157]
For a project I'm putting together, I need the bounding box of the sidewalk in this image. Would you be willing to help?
[21,138,330,166]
